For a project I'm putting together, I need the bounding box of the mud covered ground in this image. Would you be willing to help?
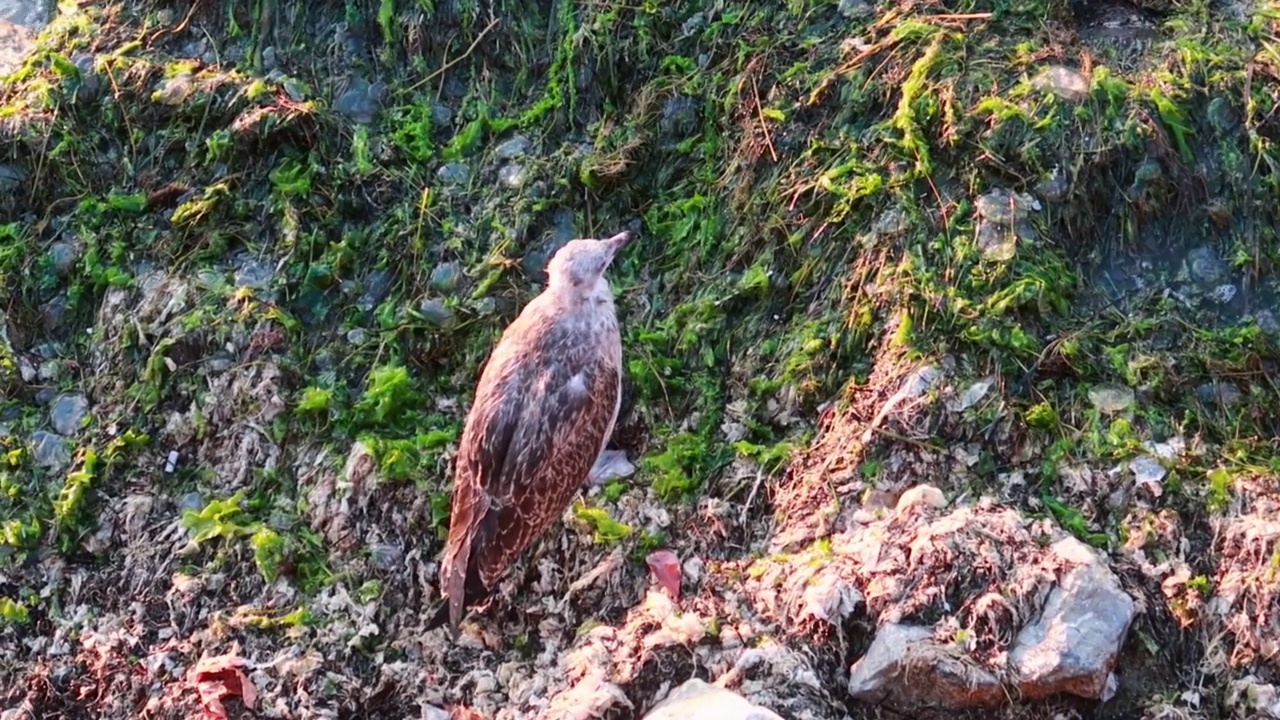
[2,0,1280,718]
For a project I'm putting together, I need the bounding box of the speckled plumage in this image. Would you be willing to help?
[426,230,633,635]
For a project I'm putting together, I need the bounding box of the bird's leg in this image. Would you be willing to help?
[584,449,635,488]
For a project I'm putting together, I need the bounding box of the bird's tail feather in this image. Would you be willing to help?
[425,559,492,633]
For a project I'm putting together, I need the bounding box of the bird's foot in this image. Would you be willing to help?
[584,449,635,488]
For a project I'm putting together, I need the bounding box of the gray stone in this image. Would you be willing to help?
[1032,65,1090,102]
[429,262,463,293]
[1008,537,1134,702]
[0,164,26,193]
[40,294,68,333]
[1037,166,1071,202]
[369,543,403,570]
[334,77,383,125]
[48,241,80,276]
[1187,246,1227,283]
[50,393,90,436]
[436,162,471,185]
[494,135,530,159]
[660,95,699,136]
[498,163,528,189]
[357,269,394,312]
[643,679,783,720]
[30,431,71,470]
[432,102,453,127]
[837,0,872,17]
[418,298,454,327]
[1197,381,1243,407]
[233,257,275,290]
[848,623,1002,709]
[178,492,206,513]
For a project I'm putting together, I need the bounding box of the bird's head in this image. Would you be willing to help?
[544,230,632,293]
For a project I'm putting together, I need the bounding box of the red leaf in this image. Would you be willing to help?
[646,549,682,600]
[189,654,257,720]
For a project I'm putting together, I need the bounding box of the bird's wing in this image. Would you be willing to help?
[473,356,621,589]
[439,343,527,629]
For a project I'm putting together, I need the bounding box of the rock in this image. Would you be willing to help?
[261,46,279,71]
[1207,96,1240,135]
[0,18,36,78]
[432,102,453,126]
[334,77,384,125]
[1088,384,1134,414]
[177,492,206,514]
[152,72,194,105]
[1037,166,1070,202]
[436,162,471,185]
[234,256,275,290]
[429,261,463,293]
[369,543,403,570]
[643,679,783,720]
[1196,381,1243,407]
[1208,283,1238,304]
[848,537,1134,710]
[974,188,1039,261]
[49,393,90,436]
[837,0,873,17]
[659,95,699,137]
[848,623,1003,708]
[498,163,528,189]
[40,294,68,333]
[30,431,71,470]
[418,298,454,327]
[1009,537,1134,701]
[1031,65,1090,102]
[0,164,26,193]
[494,135,530,159]
[71,52,100,102]
[587,449,635,485]
[357,269,394,312]
[1227,676,1280,718]
[1187,245,1227,283]
[48,241,81,277]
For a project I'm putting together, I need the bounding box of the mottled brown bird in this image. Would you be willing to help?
[425,230,634,635]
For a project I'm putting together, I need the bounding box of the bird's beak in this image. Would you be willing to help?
[605,230,633,255]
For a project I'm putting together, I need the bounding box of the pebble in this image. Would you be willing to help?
[418,298,454,327]
[47,241,80,276]
[233,257,275,290]
[436,162,471,185]
[50,393,90,436]
[177,492,206,513]
[494,135,530,159]
[0,165,26,193]
[334,77,385,125]
[369,543,403,570]
[429,262,463,293]
[1088,384,1135,414]
[1197,381,1243,407]
[357,269,394,312]
[837,0,873,17]
[1187,246,1227,283]
[660,95,699,136]
[1031,65,1090,102]
[498,163,528,189]
[30,431,71,470]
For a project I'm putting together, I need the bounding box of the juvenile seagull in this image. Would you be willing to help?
[425,229,634,635]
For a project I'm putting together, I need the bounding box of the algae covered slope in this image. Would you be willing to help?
[1,0,1279,717]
